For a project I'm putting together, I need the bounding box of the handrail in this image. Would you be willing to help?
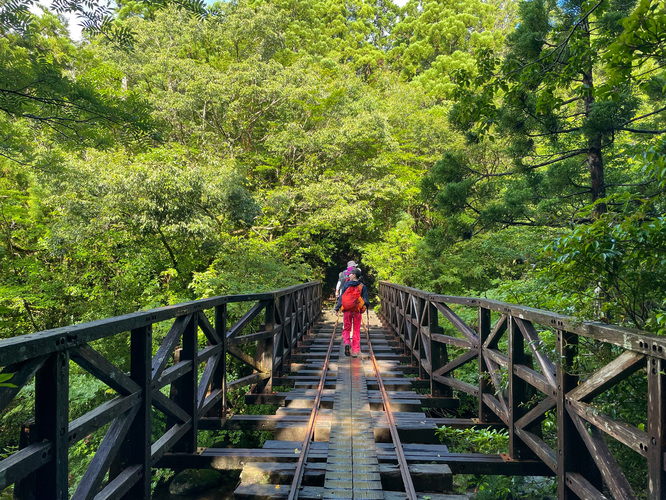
[0,281,322,499]
[0,282,319,366]
[380,281,666,359]
[378,281,664,500]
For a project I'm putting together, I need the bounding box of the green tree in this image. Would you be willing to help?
[390,0,516,98]
[605,0,666,82]
[248,0,399,75]
[0,10,154,166]
[539,1,666,329]
[451,0,666,221]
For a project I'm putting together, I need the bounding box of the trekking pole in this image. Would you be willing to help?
[359,307,371,341]
[334,308,340,334]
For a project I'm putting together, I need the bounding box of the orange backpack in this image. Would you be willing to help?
[341,285,366,312]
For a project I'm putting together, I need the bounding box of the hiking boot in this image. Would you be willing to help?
[351,350,359,358]
[345,344,350,357]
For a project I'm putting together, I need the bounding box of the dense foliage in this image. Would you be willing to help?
[1,0,665,496]
[3,0,661,333]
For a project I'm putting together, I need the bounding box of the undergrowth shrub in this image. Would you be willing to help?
[436,425,555,499]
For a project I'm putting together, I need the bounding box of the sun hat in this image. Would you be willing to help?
[347,260,358,268]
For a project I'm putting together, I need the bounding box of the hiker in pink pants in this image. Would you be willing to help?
[335,268,369,358]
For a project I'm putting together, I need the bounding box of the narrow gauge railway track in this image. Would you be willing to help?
[287,313,339,499]
[287,312,417,500]
[228,311,474,499]
[363,316,418,500]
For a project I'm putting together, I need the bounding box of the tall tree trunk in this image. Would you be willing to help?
[587,134,606,214]
[581,18,607,216]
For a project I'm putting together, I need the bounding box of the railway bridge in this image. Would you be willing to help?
[0,281,663,499]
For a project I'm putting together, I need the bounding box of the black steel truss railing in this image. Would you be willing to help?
[0,281,321,499]
[379,281,665,500]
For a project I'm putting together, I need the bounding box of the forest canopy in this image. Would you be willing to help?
[0,0,664,337]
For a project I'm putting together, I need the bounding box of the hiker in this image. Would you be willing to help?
[335,268,369,358]
[335,260,359,298]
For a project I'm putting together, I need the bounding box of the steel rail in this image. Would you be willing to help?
[363,316,418,500]
[287,312,339,500]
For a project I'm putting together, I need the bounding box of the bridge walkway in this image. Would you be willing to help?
[4,281,653,499]
[157,282,663,500]
[217,311,470,499]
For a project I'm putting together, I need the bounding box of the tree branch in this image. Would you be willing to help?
[524,149,589,168]
[620,127,666,134]
[606,179,657,188]
[528,127,582,137]
[623,105,666,126]
[156,227,179,271]
[0,150,30,166]
[503,0,605,78]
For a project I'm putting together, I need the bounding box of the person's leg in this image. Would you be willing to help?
[351,311,361,354]
[342,311,352,356]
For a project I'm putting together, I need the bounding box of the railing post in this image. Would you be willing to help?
[14,421,36,499]
[303,287,312,334]
[420,299,432,380]
[299,288,307,342]
[391,287,408,356]
[405,295,413,364]
[401,291,411,358]
[291,292,298,351]
[422,297,432,383]
[311,285,318,330]
[277,295,287,367]
[293,291,302,347]
[115,325,152,498]
[256,300,275,394]
[429,300,451,398]
[170,314,198,453]
[478,306,493,423]
[215,304,227,416]
[299,288,307,341]
[557,329,578,500]
[389,285,394,319]
[384,284,399,338]
[417,296,426,379]
[26,351,69,500]
[556,330,601,499]
[379,283,390,328]
[286,293,294,356]
[315,282,323,328]
[648,355,666,499]
[508,316,530,459]
[378,283,384,323]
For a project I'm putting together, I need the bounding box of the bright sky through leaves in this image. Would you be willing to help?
[34,0,84,39]
[39,0,409,41]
